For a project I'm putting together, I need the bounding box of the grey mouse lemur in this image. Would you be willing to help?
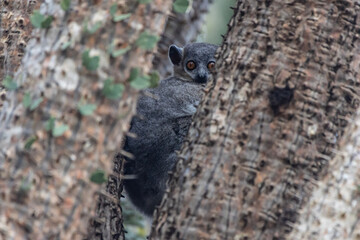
[122,42,218,217]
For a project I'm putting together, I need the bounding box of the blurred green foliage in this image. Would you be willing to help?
[200,0,237,44]
[122,198,148,240]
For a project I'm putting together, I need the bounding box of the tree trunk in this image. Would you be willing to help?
[150,0,360,239]
[0,0,171,239]
[288,108,360,240]
[0,0,42,108]
[152,0,214,78]
[0,0,41,79]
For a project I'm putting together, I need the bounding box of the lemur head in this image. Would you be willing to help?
[169,42,218,84]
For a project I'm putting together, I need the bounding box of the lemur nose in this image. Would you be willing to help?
[196,74,207,84]
[195,68,207,83]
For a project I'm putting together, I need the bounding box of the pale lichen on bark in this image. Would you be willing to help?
[0,0,171,239]
[150,0,360,239]
[289,108,360,240]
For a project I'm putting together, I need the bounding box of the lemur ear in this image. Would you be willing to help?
[169,45,183,65]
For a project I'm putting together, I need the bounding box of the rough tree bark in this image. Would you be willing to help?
[152,0,214,78]
[0,0,41,108]
[0,0,171,239]
[0,0,40,79]
[150,0,360,239]
[288,108,360,240]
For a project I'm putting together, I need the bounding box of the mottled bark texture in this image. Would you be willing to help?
[0,0,41,109]
[0,0,171,239]
[152,0,213,78]
[0,0,40,78]
[288,109,360,240]
[150,0,360,239]
[87,153,126,240]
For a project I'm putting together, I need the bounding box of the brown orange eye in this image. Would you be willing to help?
[207,61,215,70]
[186,61,196,70]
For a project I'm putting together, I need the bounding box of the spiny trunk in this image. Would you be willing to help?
[150,0,360,239]
[87,153,126,240]
[0,0,171,239]
[153,0,213,78]
[288,108,360,240]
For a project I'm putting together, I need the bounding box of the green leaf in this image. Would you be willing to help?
[45,117,56,131]
[113,13,131,22]
[102,78,125,100]
[85,21,102,34]
[149,71,160,88]
[90,169,107,184]
[60,0,70,11]
[173,0,189,13]
[61,41,71,50]
[110,4,117,16]
[30,11,53,28]
[52,124,69,137]
[23,93,31,108]
[45,117,69,137]
[24,136,37,150]
[3,75,17,90]
[30,97,43,111]
[130,75,151,90]
[23,93,43,110]
[135,31,159,50]
[30,11,45,28]
[112,46,131,57]
[82,50,99,71]
[138,0,152,3]
[78,103,97,116]
[41,16,53,28]
[128,68,140,81]
[128,68,151,90]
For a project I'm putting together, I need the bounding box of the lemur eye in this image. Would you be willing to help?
[207,61,215,70]
[186,61,196,70]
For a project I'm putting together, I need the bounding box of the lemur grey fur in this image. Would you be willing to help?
[123,42,218,217]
